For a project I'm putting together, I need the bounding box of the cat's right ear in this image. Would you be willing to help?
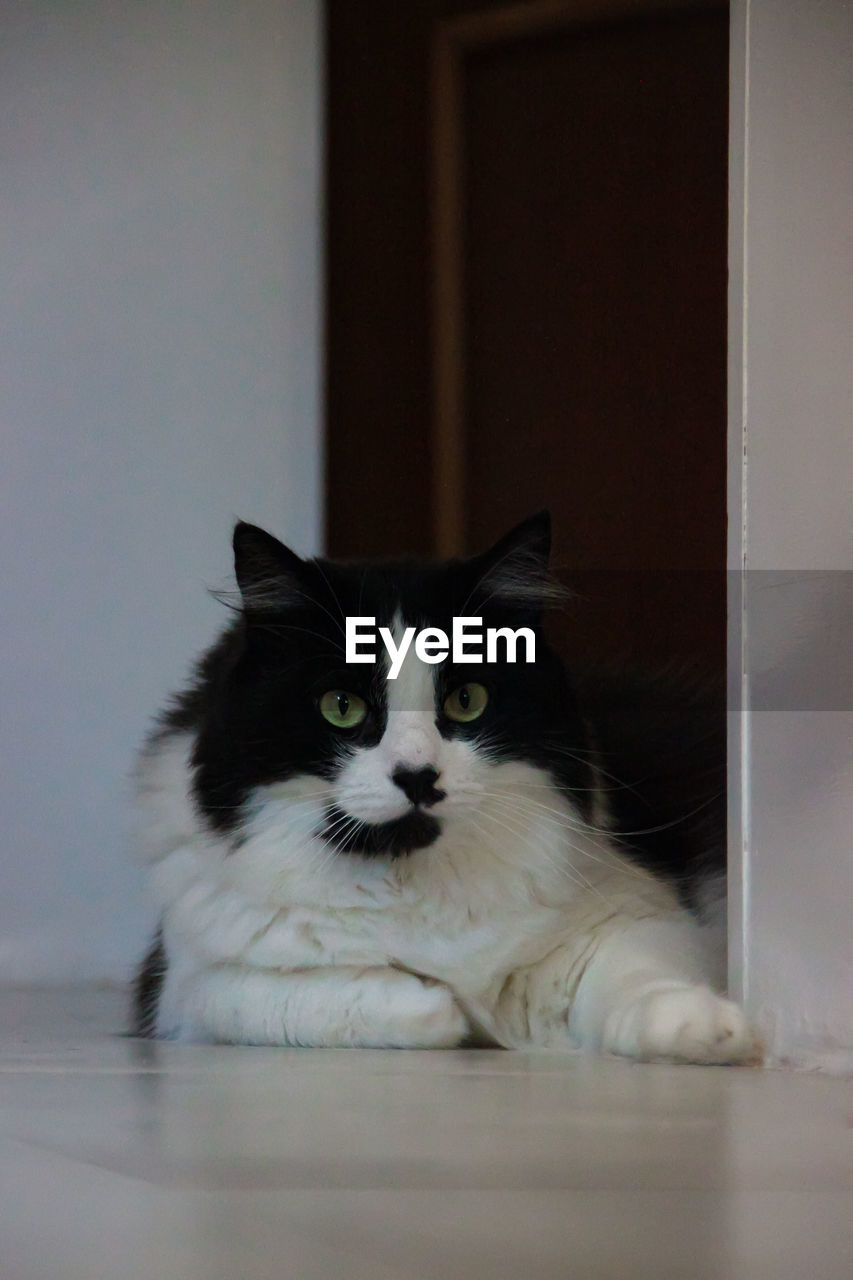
[232,521,305,610]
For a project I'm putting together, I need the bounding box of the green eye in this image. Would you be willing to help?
[443,683,489,723]
[319,690,367,729]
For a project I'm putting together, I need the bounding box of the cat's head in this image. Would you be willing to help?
[190,513,592,855]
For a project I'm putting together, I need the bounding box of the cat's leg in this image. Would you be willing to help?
[158,963,469,1048]
[568,916,759,1064]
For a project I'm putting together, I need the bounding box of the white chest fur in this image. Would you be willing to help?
[138,731,679,1022]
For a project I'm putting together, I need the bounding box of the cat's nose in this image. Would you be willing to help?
[391,765,445,808]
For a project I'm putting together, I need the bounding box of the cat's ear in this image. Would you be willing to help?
[232,521,305,610]
[470,511,566,612]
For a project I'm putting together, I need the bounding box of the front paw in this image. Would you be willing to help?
[602,984,762,1065]
[380,977,469,1049]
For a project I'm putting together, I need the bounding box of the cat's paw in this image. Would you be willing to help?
[602,984,761,1065]
[378,975,469,1049]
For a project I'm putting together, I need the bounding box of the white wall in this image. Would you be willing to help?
[728,0,853,1067]
[0,1,323,981]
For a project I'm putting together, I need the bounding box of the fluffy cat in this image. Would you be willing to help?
[132,513,757,1063]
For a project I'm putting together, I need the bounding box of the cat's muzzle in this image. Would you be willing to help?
[321,803,441,858]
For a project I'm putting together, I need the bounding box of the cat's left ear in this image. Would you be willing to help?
[232,521,306,610]
[468,511,565,613]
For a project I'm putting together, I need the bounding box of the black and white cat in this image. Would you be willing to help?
[132,514,757,1063]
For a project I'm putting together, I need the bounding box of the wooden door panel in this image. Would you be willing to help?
[326,0,728,669]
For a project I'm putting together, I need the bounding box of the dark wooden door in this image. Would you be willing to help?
[326,0,729,672]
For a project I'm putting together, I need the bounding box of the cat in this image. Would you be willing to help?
[132,512,758,1063]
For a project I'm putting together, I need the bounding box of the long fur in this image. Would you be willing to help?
[131,514,757,1062]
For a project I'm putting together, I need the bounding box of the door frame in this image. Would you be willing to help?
[727,0,853,1066]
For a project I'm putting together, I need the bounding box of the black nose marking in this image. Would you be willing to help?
[392,766,445,808]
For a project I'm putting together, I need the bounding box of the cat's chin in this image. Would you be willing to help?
[321,804,441,858]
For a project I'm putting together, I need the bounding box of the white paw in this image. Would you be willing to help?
[602,984,761,1064]
[378,977,469,1049]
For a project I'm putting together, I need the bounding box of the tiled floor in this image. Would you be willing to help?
[0,987,850,1279]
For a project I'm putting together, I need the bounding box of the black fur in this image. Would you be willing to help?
[153,512,594,839]
[323,802,442,856]
[575,666,725,912]
[132,924,167,1038]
